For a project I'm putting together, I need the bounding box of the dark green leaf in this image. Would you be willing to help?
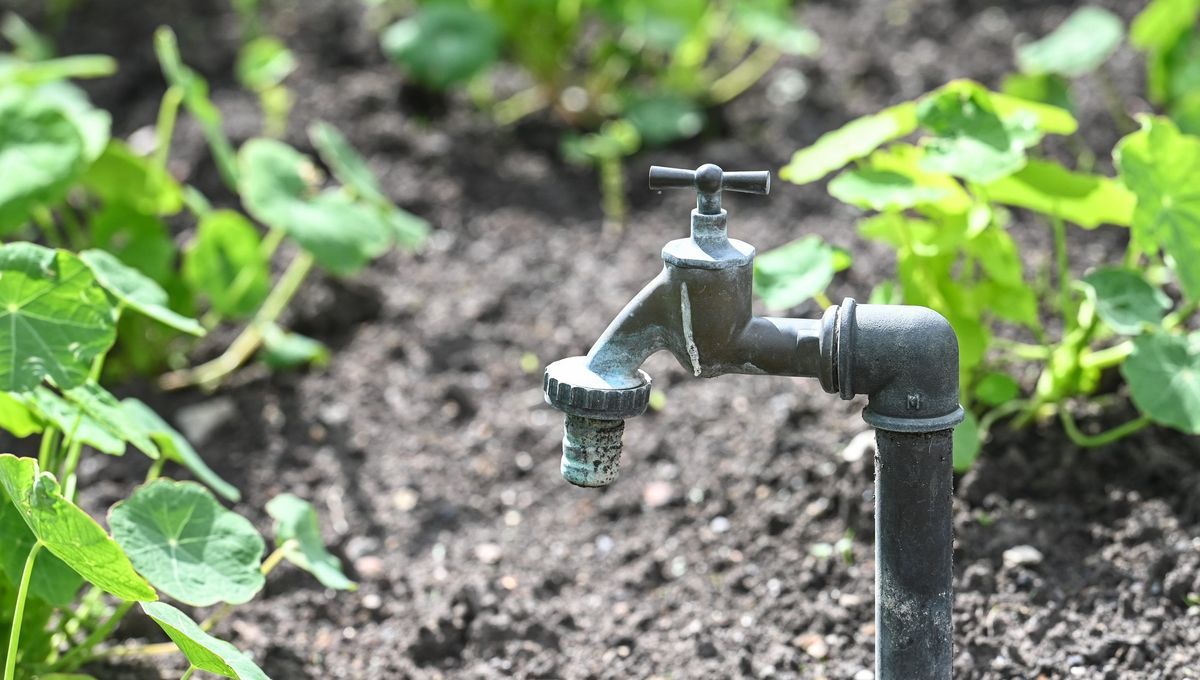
[0,454,156,601]
[1017,7,1123,77]
[754,236,850,311]
[120,398,240,502]
[80,249,204,336]
[265,494,355,591]
[260,325,329,370]
[141,601,270,680]
[952,410,981,472]
[110,480,264,607]
[81,140,183,216]
[917,86,1040,184]
[1082,268,1171,334]
[0,92,84,232]
[623,95,704,146]
[0,244,116,392]
[183,210,270,318]
[89,203,177,285]
[1121,332,1200,433]
[381,5,500,89]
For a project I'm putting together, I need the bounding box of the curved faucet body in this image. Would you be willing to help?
[543,164,963,680]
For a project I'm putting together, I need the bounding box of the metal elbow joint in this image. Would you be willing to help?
[820,298,964,432]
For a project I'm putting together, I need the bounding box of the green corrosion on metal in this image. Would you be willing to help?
[560,414,624,487]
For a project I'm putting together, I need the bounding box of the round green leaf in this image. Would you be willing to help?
[266,493,355,591]
[183,210,270,318]
[236,36,296,92]
[110,480,264,607]
[0,454,157,601]
[0,93,84,233]
[381,5,501,89]
[89,203,178,285]
[80,249,204,336]
[780,102,918,185]
[239,139,393,275]
[974,372,1020,407]
[81,140,184,216]
[260,324,329,371]
[753,236,850,311]
[25,387,125,455]
[141,601,270,680]
[0,243,116,392]
[917,87,1040,184]
[829,168,950,211]
[1017,7,1124,77]
[1082,267,1171,334]
[1121,332,1200,434]
[120,398,240,502]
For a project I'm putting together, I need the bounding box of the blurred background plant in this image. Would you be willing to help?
[368,0,819,229]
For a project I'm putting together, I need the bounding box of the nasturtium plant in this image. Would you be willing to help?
[774,70,1200,464]
[266,494,355,591]
[110,480,265,607]
[753,236,850,311]
[141,601,270,680]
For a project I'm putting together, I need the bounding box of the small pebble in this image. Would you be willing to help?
[853,670,874,680]
[1003,545,1044,569]
[392,488,419,511]
[354,555,385,580]
[710,516,731,533]
[793,633,828,659]
[475,543,503,565]
[500,575,519,590]
[361,593,382,610]
[643,481,675,508]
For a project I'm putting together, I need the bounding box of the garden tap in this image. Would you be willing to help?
[543,163,966,679]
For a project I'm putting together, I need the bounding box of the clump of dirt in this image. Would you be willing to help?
[31,0,1200,677]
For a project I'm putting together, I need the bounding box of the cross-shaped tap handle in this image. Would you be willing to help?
[649,163,770,215]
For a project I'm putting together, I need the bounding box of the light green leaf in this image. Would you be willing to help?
[732,4,819,55]
[1001,73,1074,113]
[1082,268,1171,334]
[0,392,41,437]
[753,236,850,311]
[780,102,918,184]
[236,36,296,92]
[260,324,329,370]
[80,249,203,336]
[239,139,394,275]
[265,494,355,591]
[81,140,183,216]
[381,4,501,89]
[141,601,270,680]
[0,55,116,86]
[0,496,83,606]
[867,281,901,305]
[952,410,981,472]
[0,454,156,601]
[982,159,1135,228]
[624,94,704,146]
[0,244,116,392]
[110,480,264,606]
[971,83,1078,135]
[182,210,269,318]
[120,398,240,502]
[25,387,124,455]
[1131,0,1199,52]
[1017,7,1123,77]
[30,82,111,164]
[61,382,159,458]
[829,168,949,211]
[1114,116,1200,299]
[858,144,972,214]
[307,121,386,204]
[917,86,1041,184]
[1121,332,1200,434]
[974,372,1020,407]
[386,209,430,250]
[0,92,84,232]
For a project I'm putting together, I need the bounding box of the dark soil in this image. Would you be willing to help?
[24,0,1200,677]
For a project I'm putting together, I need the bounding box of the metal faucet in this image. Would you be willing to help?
[543,164,965,679]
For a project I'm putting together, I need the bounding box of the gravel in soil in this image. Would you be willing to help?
[20,0,1200,677]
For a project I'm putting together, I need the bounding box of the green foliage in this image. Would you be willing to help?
[775,70,1200,466]
[266,494,355,591]
[0,244,115,392]
[0,455,156,602]
[1016,7,1123,77]
[753,236,850,311]
[182,211,270,319]
[120,399,240,502]
[381,3,501,89]
[140,602,270,680]
[80,249,204,336]
[110,480,265,607]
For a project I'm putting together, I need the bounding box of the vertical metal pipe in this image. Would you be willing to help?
[874,428,954,680]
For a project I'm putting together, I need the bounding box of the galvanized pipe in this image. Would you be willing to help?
[874,428,955,680]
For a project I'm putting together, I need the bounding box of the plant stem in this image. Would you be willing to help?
[56,601,135,672]
[4,542,43,680]
[154,85,184,172]
[180,666,197,680]
[993,337,1052,360]
[814,292,833,309]
[709,46,781,104]
[1051,215,1071,323]
[38,426,60,470]
[493,85,549,126]
[1081,341,1132,370]
[144,456,166,483]
[598,155,627,234]
[159,250,315,390]
[1060,410,1151,447]
[31,207,65,248]
[200,540,296,632]
[100,641,180,659]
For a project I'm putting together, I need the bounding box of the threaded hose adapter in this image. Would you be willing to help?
[561,415,625,487]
